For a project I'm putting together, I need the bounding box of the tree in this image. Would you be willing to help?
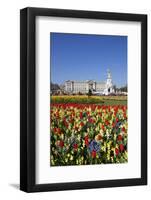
[120,85,127,92]
[51,82,60,94]
[113,85,117,92]
[87,89,92,97]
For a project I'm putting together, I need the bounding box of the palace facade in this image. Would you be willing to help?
[64,70,114,95]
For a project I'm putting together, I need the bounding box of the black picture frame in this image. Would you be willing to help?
[20,7,147,192]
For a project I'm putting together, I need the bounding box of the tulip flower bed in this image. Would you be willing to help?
[50,102,128,166]
[51,95,127,105]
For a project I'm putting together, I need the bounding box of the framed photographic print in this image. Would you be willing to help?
[20,7,147,192]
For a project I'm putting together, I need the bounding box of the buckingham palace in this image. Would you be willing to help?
[64,70,115,95]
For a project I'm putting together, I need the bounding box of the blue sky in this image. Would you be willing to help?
[50,33,127,88]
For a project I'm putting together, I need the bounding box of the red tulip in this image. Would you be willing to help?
[91,150,96,158]
[124,113,127,119]
[85,135,88,140]
[80,112,83,119]
[119,144,124,152]
[112,122,116,127]
[88,117,94,123]
[80,122,84,127]
[59,140,64,148]
[73,143,78,150]
[117,135,122,141]
[115,148,119,156]
[84,135,89,146]
[122,127,126,132]
[53,127,61,135]
[105,120,109,126]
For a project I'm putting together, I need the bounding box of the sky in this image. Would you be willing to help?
[50,32,127,88]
